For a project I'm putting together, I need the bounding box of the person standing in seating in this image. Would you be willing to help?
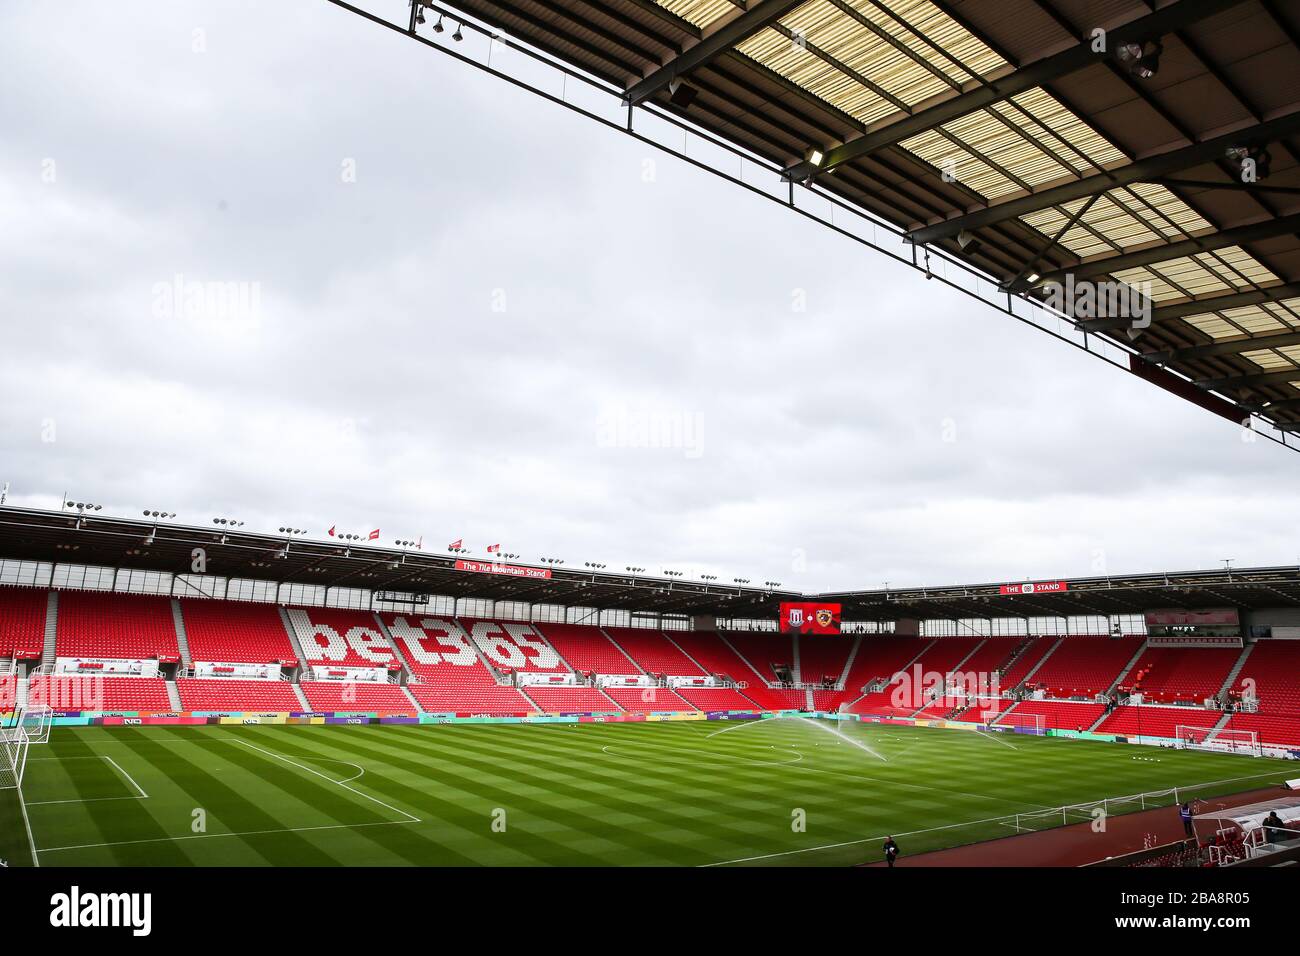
[883,836,899,868]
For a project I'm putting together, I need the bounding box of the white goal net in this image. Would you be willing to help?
[1176,724,1260,757]
[0,706,52,791]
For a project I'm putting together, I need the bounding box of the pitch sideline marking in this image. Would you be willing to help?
[700,768,1294,866]
[36,819,412,855]
[230,737,420,825]
[16,785,39,867]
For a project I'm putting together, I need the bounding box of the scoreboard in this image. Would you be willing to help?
[778,602,842,634]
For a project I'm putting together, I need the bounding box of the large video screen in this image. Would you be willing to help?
[778,602,842,634]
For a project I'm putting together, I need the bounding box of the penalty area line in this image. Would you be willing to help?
[229,737,419,825]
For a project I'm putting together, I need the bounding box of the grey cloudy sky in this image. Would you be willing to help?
[1,0,1296,594]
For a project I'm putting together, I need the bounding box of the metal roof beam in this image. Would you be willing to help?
[1198,367,1300,390]
[1147,328,1300,363]
[1036,212,1300,284]
[623,0,809,106]
[1078,281,1300,331]
[782,0,1248,180]
[907,109,1300,245]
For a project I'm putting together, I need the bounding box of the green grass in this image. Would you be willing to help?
[1,718,1291,867]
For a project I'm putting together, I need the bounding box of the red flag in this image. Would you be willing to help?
[448,538,462,550]
[368,529,380,540]
[487,543,500,553]
[328,525,336,537]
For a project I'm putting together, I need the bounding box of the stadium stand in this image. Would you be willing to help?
[997,698,1107,731]
[1116,644,1243,704]
[522,685,618,713]
[998,637,1058,690]
[0,674,16,710]
[676,686,761,711]
[178,678,302,712]
[943,638,1020,693]
[180,599,298,664]
[1025,635,1144,698]
[0,587,47,660]
[604,627,704,675]
[460,618,568,672]
[1223,711,1300,749]
[724,632,794,683]
[299,681,416,715]
[603,686,696,712]
[956,697,1013,723]
[796,634,854,685]
[55,591,179,660]
[381,614,536,715]
[537,623,638,674]
[29,674,172,712]
[285,607,399,668]
[1232,640,1300,715]
[670,631,766,684]
[1094,705,1217,739]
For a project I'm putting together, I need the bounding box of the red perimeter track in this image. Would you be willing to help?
[863,787,1283,867]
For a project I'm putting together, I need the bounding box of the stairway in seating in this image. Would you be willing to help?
[42,590,59,665]
[1204,710,1233,741]
[400,684,424,714]
[1218,642,1256,700]
[596,685,626,712]
[516,685,542,714]
[661,631,711,675]
[1105,638,1149,696]
[166,680,182,711]
[277,606,311,672]
[16,677,28,710]
[600,628,647,674]
[1016,636,1064,689]
[371,614,413,684]
[170,599,193,669]
[530,623,580,678]
[291,682,310,711]
[837,635,863,688]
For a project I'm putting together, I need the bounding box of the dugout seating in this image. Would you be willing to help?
[177,678,301,712]
[28,674,172,712]
[1094,704,1218,739]
[676,686,762,711]
[1115,644,1241,704]
[1026,635,1143,698]
[538,623,638,674]
[55,591,179,660]
[604,627,704,675]
[996,698,1106,731]
[523,685,619,712]
[299,681,416,715]
[0,587,48,659]
[1233,640,1300,716]
[285,607,399,668]
[180,599,297,664]
[0,674,16,710]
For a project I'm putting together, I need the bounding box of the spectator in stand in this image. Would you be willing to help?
[882,836,899,868]
[1178,802,1195,838]
[1262,811,1285,845]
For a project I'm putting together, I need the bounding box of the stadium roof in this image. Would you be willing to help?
[3,505,1299,621]
[330,0,1300,446]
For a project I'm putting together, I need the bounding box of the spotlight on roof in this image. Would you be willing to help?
[452,23,463,41]
[804,146,824,168]
[667,78,698,109]
[1116,39,1162,79]
[433,14,444,33]
[956,229,982,256]
[1225,144,1272,181]
[1026,272,1041,286]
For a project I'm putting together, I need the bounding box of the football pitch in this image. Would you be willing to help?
[2,717,1291,867]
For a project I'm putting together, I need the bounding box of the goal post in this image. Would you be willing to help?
[0,706,52,791]
[991,710,1045,734]
[1176,724,1260,757]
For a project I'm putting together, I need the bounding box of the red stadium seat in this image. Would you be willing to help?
[28,675,172,712]
[536,623,639,674]
[602,685,696,712]
[1116,645,1241,704]
[299,681,416,715]
[0,587,48,660]
[523,685,619,712]
[181,599,297,664]
[1024,635,1144,698]
[603,628,704,675]
[177,678,301,712]
[55,592,179,660]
